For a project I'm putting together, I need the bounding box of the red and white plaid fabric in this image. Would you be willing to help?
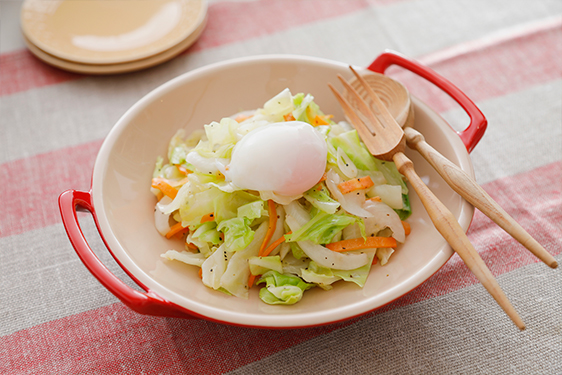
[1,1,560,373]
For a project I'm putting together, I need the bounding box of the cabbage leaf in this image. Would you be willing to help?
[257,271,314,305]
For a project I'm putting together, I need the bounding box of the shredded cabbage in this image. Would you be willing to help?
[257,271,314,305]
[153,88,412,305]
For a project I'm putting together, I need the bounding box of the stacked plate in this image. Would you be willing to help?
[20,0,207,74]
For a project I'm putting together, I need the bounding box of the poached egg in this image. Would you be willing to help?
[225,121,327,197]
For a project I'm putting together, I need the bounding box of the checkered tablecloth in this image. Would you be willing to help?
[1,0,561,373]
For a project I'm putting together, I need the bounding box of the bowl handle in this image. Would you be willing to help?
[58,189,199,319]
[368,50,487,153]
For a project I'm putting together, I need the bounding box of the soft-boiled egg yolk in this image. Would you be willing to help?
[226,121,327,196]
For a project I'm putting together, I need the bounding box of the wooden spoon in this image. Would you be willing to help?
[347,71,557,269]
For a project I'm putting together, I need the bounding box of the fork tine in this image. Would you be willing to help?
[334,69,405,160]
[349,66,402,132]
[327,83,365,133]
[336,74,380,134]
[328,83,381,156]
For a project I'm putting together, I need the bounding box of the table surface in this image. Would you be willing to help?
[1,0,561,374]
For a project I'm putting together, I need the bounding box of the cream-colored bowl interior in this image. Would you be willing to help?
[92,55,475,328]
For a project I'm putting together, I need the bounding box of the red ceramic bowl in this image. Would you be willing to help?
[59,51,486,328]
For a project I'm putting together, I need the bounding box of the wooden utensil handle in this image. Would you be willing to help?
[404,127,557,269]
[392,152,525,330]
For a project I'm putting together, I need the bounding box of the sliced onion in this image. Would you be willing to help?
[284,201,311,226]
[376,248,395,266]
[285,215,369,270]
[325,170,372,217]
[336,147,358,179]
[278,242,291,260]
[297,241,369,270]
[154,196,173,236]
[158,182,191,215]
[362,200,405,243]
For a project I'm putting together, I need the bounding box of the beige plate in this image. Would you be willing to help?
[21,0,207,65]
[22,16,206,75]
[91,55,475,328]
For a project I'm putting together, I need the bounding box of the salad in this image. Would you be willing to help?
[151,89,411,305]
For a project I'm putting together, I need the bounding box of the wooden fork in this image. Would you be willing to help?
[328,67,526,330]
[348,77,557,269]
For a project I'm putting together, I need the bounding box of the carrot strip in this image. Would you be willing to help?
[251,230,293,287]
[368,196,382,202]
[326,236,397,252]
[178,165,193,175]
[337,176,374,194]
[402,221,411,236]
[186,242,199,251]
[261,232,291,257]
[372,256,378,265]
[311,114,333,126]
[258,200,278,256]
[235,114,253,122]
[165,222,189,239]
[317,172,327,184]
[248,274,257,288]
[200,212,215,223]
[199,268,203,279]
[151,178,178,199]
[283,113,295,121]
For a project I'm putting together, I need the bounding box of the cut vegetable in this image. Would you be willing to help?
[165,222,189,239]
[152,88,414,306]
[402,221,411,236]
[151,178,178,199]
[325,236,397,252]
[337,176,374,194]
[258,200,278,256]
[200,212,215,223]
[261,232,289,257]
